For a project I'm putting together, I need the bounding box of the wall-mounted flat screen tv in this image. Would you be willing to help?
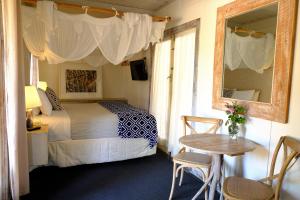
[130,59,148,81]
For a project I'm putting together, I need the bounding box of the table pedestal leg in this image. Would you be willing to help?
[208,154,221,200]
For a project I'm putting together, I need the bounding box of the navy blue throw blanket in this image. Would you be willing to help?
[99,102,158,148]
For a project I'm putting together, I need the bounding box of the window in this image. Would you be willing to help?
[150,19,200,154]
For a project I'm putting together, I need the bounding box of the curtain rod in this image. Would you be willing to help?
[232,26,266,37]
[22,0,171,22]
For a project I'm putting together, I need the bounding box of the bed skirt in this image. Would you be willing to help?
[48,137,156,167]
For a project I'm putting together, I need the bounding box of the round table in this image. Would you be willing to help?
[179,133,256,200]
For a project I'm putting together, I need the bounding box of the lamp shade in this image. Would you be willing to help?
[37,81,48,91]
[25,86,41,110]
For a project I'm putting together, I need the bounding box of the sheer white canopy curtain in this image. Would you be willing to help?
[1,0,30,199]
[21,1,166,66]
[224,27,275,73]
[29,54,39,85]
[0,13,9,200]
[150,27,197,155]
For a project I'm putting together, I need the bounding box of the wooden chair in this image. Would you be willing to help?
[169,116,223,200]
[223,136,300,200]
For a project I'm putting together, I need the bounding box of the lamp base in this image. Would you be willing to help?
[26,117,33,129]
[27,126,41,131]
[26,110,41,131]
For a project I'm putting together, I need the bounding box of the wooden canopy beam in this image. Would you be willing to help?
[22,0,171,22]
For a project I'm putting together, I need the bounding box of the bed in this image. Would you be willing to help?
[33,102,157,167]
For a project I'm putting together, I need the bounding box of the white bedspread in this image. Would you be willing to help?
[48,137,156,167]
[32,103,156,168]
[63,103,118,140]
[33,110,71,142]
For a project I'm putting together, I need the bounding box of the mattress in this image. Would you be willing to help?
[63,103,118,140]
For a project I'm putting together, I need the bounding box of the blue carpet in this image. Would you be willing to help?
[21,150,219,200]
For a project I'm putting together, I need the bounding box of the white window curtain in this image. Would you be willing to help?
[2,0,30,198]
[30,54,39,85]
[149,40,171,148]
[168,29,196,155]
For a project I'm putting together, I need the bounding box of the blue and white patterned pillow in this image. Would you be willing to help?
[45,87,64,110]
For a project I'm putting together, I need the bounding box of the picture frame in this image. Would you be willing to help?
[59,63,103,100]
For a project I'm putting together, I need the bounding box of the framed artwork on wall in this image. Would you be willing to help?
[59,63,103,99]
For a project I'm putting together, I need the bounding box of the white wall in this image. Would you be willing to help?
[224,67,273,102]
[156,0,300,199]
[102,50,151,110]
[39,61,60,93]
[39,50,151,110]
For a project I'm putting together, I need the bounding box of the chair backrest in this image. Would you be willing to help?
[268,136,300,200]
[181,115,223,136]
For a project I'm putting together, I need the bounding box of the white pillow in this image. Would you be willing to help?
[37,89,52,116]
[253,90,260,101]
[231,90,255,101]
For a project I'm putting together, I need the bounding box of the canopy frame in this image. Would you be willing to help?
[22,0,171,22]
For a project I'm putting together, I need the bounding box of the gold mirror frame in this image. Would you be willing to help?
[212,0,298,123]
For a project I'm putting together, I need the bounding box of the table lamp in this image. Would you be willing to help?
[25,86,41,130]
[37,81,48,91]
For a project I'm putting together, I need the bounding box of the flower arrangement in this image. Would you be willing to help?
[225,101,247,138]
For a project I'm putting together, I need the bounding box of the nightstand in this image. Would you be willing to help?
[27,124,48,168]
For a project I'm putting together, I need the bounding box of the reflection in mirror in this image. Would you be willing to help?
[222,3,278,103]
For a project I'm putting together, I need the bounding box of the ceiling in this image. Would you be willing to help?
[56,0,175,12]
[228,3,278,25]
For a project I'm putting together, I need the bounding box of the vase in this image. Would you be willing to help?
[228,122,239,140]
[230,134,237,140]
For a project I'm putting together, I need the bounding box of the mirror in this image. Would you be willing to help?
[222,3,278,103]
[213,0,297,123]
